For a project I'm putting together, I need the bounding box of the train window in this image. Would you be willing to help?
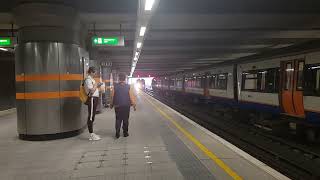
[265,68,279,93]
[209,75,217,89]
[217,74,228,90]
[296,61,304,91]
[259,71,266,91]
[242,68,279,93]
[242,72,258,90]
[317,70,320,92]
[170,79,174,86]
[195,76,203,88]
[304,64,320,96]
[185,77,196,88]
[176,78,183,88]
[284,63,293,90]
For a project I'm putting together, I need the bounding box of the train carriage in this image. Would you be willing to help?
[237,58,281,116]
[154,49,320,141]
[206,65,235,107]
[302,52,320,124]
[184,72,206,96]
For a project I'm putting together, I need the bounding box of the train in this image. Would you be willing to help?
[152,50,320,142]
[136,78,146,89]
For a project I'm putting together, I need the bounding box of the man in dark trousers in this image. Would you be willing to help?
[110,73,136,138]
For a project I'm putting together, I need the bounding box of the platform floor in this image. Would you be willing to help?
[0,91,289,180]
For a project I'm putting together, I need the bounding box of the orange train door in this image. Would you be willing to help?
[280,60,305,117]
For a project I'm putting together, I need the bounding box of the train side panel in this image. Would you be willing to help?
[304,52,320,123]
[238,58,281,114]
[207,65,235,106]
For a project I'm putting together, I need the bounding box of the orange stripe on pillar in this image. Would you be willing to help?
[15,76,25,82]
[16,74,83,82]
[60,91,80,98]
[60,74,83,81]
[16,91,80,100]
[16,93,25,99]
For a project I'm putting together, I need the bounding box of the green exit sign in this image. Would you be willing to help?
[0,37,12,47]
[92,36,124,46]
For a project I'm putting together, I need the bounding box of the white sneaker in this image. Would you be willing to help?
[92,133,100,138]
[89,133,101,141]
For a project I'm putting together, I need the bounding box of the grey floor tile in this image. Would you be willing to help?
[1,93,280,180]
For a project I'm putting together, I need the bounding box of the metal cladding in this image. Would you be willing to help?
[15,42,88,137]
[14,2,88,139]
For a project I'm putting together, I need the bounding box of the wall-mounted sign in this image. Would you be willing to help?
[0,37,13,47]
[92,36,124,46]
[101,61,112,67]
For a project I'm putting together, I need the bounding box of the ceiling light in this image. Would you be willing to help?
[0,48,8,51]
[137,42,142,48]
[140,26,146,36]
[135,52,139,56]
[145,0,155,11]
[134,57,138,61]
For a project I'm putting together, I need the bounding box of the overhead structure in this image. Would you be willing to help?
[134,0,320,77]
[130,0,160,77]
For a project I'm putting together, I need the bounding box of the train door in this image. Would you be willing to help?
[280,60,305,117]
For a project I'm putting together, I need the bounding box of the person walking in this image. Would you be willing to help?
[84,67,102,141]
[110,73,136,138]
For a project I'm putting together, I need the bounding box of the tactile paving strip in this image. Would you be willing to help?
[74,137,215,179]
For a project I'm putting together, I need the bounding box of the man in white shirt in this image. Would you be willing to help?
[84,67,101,141]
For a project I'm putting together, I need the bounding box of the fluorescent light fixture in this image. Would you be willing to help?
[311,66,320,69]
[137,42,142,48]
[140,26,146,36]
[135,52,139,56]
[145,0,155,11]
[0,48,8,51]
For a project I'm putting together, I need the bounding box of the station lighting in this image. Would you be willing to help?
[140,26,146,36]
[0,48,8,51]
[137,42,142,48]
[145,0,155,11]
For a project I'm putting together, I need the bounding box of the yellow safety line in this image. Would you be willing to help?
[143,93,243,180]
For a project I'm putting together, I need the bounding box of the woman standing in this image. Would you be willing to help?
[84,67,102,141]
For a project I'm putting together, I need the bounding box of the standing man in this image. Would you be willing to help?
[84,67,102,141]
[110,73,136,138]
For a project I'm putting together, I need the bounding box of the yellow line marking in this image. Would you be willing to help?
[143,93,243,180]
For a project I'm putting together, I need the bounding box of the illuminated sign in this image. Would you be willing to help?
[0,37,12,47]
[92,36,124,46]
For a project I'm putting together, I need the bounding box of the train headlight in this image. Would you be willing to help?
[135,83,141,91]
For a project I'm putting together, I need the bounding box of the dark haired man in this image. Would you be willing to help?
[110,73,136,138]
[84,67,102,141]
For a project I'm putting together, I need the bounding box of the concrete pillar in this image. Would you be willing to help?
[14,2,89,140]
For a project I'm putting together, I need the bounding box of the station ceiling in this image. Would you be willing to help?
[1,0,320,76]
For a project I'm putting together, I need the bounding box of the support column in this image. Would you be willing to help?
[14,2,88,140]
[101,64,112,107]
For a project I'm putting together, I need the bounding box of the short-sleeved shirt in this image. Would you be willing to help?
[84,75,99,97]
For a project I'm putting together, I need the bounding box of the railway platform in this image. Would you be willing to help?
[0,91,289,180]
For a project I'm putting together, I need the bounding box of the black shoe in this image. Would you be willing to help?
[124,133,129,137]
[115,133,120,139]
